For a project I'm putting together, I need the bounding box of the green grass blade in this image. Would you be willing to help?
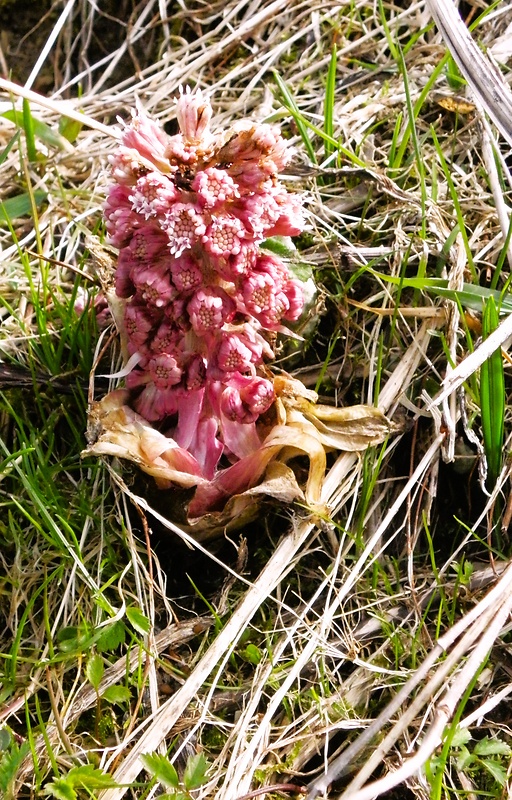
[272,71,317,164]
[22,99,37,162]
[0,191,47,224]
[480,296,505,490]
[324,44,337,163]
[1,110,73,151]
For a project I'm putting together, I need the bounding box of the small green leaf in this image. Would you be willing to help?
[43,779,76,800]
[96,620,126,652]
[0,740,30,792]
[455,744,472,771]
[480,758,507,786]
[260,236,297,258]
[240,644,262,665]
[126,606,150,635]
[86,654,104,692]
[64,764,118,789]
[183,752,209,790]
[101,686,131,705]
[140,753,179,789]
[0,728,11,751]
[56,625,91,654]
[474,737,511,757]
[58,116,83,144]
[450,727,472,748]
[159,793,188,800]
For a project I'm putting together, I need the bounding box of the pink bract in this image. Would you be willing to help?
[103,86,307,506]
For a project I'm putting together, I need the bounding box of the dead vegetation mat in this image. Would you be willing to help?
[2,1,512,799]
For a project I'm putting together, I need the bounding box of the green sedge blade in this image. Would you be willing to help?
[480,295,505,489]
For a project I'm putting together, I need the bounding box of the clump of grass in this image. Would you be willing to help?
[1,1,512,799]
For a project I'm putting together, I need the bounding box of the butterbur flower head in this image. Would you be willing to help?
[163,203,207,256]
[131,261,176,307]
[169,253,203,293]
[101,86,310,506]
[202,215,247,258]
[216,332,257,375]
[192,168,240,208]
[148,354,182,388]
[130,172,179,218]
[187,287,235,333]
[124,302,158,350]
[239,375,275,415]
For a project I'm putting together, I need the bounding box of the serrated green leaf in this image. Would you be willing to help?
[474,737,511,757]
[96,620,126,652]
[450,727,472,748]
[43,779,76,800]
[183,752,208,790]
[455,744,472,771]
[101,685,131,705]
[86,653,104,691]
[126,606,150,635]
[65,764,119,789]
[0,740,30,792]
[480,758,507,786]
[0,191,47,224]
[141,753,179,789]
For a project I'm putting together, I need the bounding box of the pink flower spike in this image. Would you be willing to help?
[192,168,240,208]
[175,86,213,145]
[163,203,207,256]
[202,215,247,258]
[187,287,235,333]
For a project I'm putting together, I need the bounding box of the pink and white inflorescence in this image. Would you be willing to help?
[104,87,305,480]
